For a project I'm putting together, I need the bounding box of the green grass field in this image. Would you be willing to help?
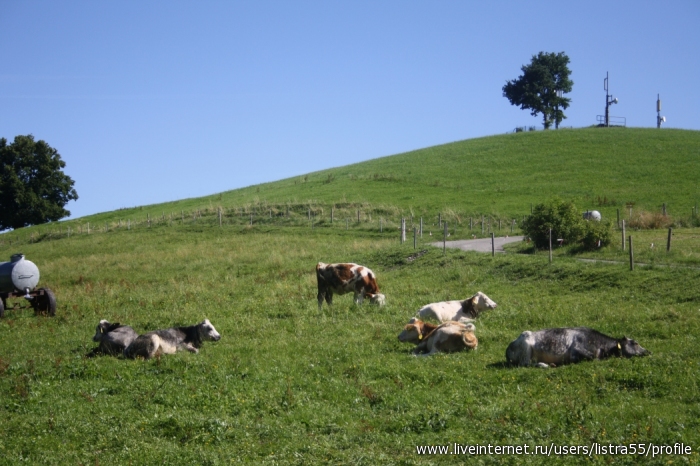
[1,127,699,464]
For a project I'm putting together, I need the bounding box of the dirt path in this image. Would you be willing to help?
[430,235,525,253]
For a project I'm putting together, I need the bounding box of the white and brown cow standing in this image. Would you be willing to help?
[316,262,386,309]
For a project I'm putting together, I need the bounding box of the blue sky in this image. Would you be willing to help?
[1,1,698,220]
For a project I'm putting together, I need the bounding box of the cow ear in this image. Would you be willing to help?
[471,296,479,305]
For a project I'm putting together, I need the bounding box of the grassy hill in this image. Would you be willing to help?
[1,127,699,463]
[56,127,700,227]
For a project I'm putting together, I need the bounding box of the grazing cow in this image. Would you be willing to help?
[123,319,221,360]
[414,291,497,323]
[506,327,650,368]
[413,321,478,356]
[316,262,386,309]
[397,319,439,344]
[92,320,138,356]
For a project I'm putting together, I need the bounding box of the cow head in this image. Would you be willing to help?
[369,293,386,306]
[461,291,497,317]
[398,320,429,344]
[199,319,221,342]
[619,337,650,358]
[93,320,121,342]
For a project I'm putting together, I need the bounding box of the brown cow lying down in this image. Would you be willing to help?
[412,321,478,356]
[414,291,497,323]
[506,327,650,368]
[397,319,439,344]
[316,262,386,309]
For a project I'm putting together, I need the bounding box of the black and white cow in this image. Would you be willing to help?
[506,327,649,368]
[123,319,221,360]
[92,320,138,356]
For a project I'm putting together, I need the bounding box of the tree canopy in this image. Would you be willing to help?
[503,51,573,130]
[0,135,78,230]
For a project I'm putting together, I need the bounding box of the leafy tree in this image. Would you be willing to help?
[0,135,78,230]
[503,51,573,129]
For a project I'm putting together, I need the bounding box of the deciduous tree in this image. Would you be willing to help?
[503,51,573,129]
[0,135,78,230]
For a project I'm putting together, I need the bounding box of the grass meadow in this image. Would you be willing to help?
[1,127,699,464]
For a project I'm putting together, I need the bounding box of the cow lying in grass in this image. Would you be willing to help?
[412,321,478,356]
[506,327,650,368]
[92,320,138,356]
[316,262,386,309]
[124,319,221,360]
[414,291,497,323]
[397,319,439,344]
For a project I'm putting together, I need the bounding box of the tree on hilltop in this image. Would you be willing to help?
[503,51,573,130]
[0,135,78,230]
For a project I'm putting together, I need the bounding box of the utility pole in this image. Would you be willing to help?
[604,72,618,127]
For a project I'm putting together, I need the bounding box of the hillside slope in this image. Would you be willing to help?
[50,127,700,226]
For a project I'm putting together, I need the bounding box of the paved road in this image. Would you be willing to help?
[430,235,525,253]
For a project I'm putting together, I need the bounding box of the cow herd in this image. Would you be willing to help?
[91,260,650,368]
[316,261,650,367]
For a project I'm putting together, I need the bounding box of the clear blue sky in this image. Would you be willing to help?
[2,1,698,220]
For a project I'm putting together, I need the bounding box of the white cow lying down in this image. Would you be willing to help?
[414,291,497,323]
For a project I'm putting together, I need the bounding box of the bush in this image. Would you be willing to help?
[522,198,613,251]
[521,198,583,249]
[579,219,613,250]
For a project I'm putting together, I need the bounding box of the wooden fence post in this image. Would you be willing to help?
[420,217,423,237]
[443,222,447,254]
[491,233,495,257]
[667,227,672,252]
[621,220,626,251]
[662,203,666,216]
[629,236,634,271]
[413,227,417,249]
[401,218,406,244]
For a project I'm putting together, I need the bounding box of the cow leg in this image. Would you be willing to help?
[568,346,596,363]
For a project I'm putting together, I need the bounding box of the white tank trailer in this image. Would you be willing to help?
[0,254,56,318]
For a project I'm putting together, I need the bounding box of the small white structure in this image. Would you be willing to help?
[583,210,602,221]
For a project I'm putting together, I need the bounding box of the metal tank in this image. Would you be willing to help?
[0,253,55,318]
[0,254,40,294]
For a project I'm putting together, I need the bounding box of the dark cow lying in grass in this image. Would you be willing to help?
[124,319,221,360]
[316,262,386,309]
[92,320,138,356]
[412,321,478,356]
[506,327,650,368]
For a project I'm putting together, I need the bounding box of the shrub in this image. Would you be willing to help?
[521,198,583,249]
[579,219,613,250]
